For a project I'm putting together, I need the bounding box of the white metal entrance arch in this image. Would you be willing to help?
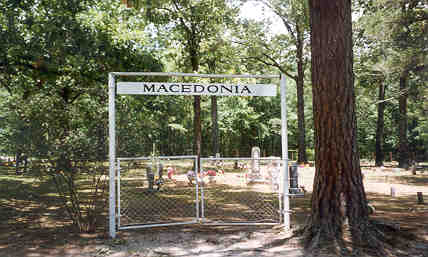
[108,72,290,238]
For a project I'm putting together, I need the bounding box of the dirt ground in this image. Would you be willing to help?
[1,164,427,257]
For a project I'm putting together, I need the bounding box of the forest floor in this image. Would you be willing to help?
[0,163,427,257]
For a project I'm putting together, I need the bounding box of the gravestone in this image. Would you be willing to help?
[289,163,299,188]
[289,163,301,195]
[269,158,280,191]
[390,187,396,197]
[146,165,154,191]
[417,192,424,204]
[156,162,164,190]
[215,153,223,168]
[233,150,239,169]
[251,147,261,173]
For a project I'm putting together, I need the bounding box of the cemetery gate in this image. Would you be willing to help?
[108,72,290,238]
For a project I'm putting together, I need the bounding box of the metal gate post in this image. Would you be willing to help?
[200,158,205,221]
[195,156,200,221]
[108,73,117,238]
[117,160,121,229]
[280,74,290,230]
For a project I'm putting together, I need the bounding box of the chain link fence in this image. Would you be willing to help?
[199,157,282,224]
[117,156,199,229]
[116,156,303,229]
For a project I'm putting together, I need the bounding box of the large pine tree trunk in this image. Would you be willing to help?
[375,83,386,167]
[306,0,374,249]
[398,71,410,168]
[296,24,307,164]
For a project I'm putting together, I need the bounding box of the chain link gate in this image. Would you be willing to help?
[199,157,283,225]
[116,156,285,230]
[117,156,199,230]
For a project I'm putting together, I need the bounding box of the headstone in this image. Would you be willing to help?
[146,165,154,191]
[417,192,424,204]
[215,153,223,168]
[269,159,280,191]
[251,147,261,173]
[156,162,164,190]
[209,156,215,166]
[411,164,417,175]
[158,162,164,178]
[390,187,396,197]
[233,150,239,169]
[289,163,299,188]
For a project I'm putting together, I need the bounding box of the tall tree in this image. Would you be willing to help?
[354,50,390,166]
[305,0,378,251]
[375,81,387,166]
[131,0,238,167]
[357,0,427,167]
[201,38,236,156]
[261,0,309,164]
[238,0,310,163]
[0,0,163,231]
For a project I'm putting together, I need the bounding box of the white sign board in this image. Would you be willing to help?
[117,82,277,96]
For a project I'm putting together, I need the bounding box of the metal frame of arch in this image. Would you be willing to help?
[108,72,290,238]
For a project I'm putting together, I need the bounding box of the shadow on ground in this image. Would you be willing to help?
[1,165,428,257]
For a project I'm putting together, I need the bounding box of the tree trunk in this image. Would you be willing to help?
[211,95,219,156]
[375,83,386,167]
[398,71,410,168]
[194,96,201,171]
[190,41,201,172]
[306,0,375,250]
[207,61,219,157]
[15,150,22,174]
[296,24,307,164]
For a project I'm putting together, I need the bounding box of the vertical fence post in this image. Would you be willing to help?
[117,160,121,229]
[108,73,116,238]
[196,156,201,221]
[280,74,290,230]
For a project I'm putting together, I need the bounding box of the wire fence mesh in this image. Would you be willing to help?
[116,156,304,228]
[199,158,282,224]
[117,156,198,228]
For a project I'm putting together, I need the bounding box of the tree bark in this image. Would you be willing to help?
[194,95,201,171]
[398,71,410,168]
[296,24,307,164]
[189,36,201,172]
[306,0,374,249]
[211,95,219,156]
[207,60,219,157]
[375,83,386,167]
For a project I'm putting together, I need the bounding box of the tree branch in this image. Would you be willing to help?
[261,52,297,80]
[260,0,297,40]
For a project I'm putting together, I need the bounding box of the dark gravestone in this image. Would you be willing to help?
[156,162,164,190]
[289,163,301,194]
[417,192,424,204]
[158,163,164,179]
[289,163,298,188]
[146,165,154,191]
